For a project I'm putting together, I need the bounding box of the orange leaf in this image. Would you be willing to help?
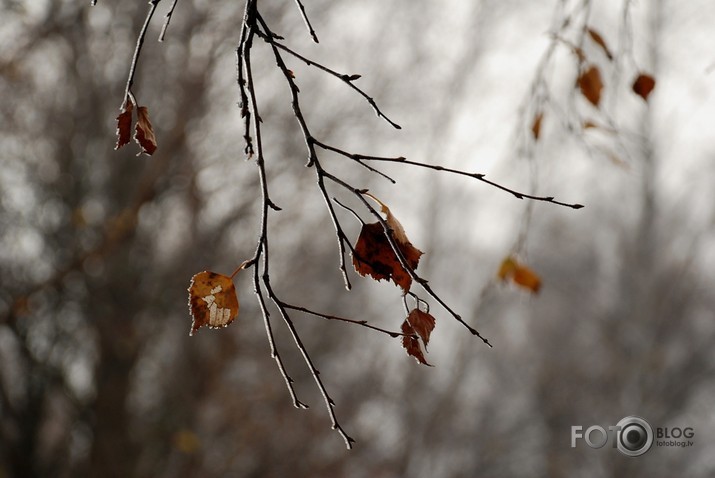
[115,101,133,150]
[134,106,157,155]
[531,111,544,140]
[513,265,542,293]
[497,256,541,294]
[497,257,517,281]
[352,194,423,293]
[587,28,613,60]
[632,73,656,101]
[188,271,239,336]
[577,65,603,107]
[401,309,436,366]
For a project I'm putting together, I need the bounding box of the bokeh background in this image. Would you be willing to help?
[1,0,714,476]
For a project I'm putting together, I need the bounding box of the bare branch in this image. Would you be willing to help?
[293,0,319,43]
[123,0,162,105]
[254,27,401,130]
[158,0,181,42]
[280,303,407,338]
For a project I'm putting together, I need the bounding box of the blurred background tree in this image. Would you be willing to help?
[1,0,714,477]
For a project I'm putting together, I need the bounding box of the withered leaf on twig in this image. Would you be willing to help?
[188,271,239,336]
[352,194,423,293]
[401,309,436,366]
[134,106,158,155]
[115,101,133,150]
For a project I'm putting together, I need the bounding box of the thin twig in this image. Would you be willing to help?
[254,27,401,130]
[240,3,308,410]
[316,141,582,208]
[240,5,354,449]
[315,167,353,290]
[293,0,319,43]
[281,303,406,338]
[256,13,318,166]
[364,156,583,209]
[316,141,396,183]
[266,288,356,448]
[253,257,308,409]
[333,198,365,226]
[237,1,254,158]
[123,0,162,104]
[158,0,181,42]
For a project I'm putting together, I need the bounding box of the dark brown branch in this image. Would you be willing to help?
[280,303,406,338]
[315,140,396,183]
[266,287,355,448]
[318,142,583,209]
[315,168,353,290]
[253,258,308,409]
[239,3,308,411]
[293,0,319,43]
[240,6,355,449]
[254,27,401,130]
[333,198,365,227]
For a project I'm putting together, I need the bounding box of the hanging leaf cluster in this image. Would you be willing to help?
[576,27,656,107]
[401,308,436,365]
[115,96,158,155]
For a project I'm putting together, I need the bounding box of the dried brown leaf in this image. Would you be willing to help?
[577,65,603,107]
[115,101,133,150]
[401,320,432,366]
[352,194,423,293]
[353,223,416,292]
[364,193,423,266]
[188,271,239,336]
[406,309,436,347]
[134,106,157,155]
[587,28,613,60]
[632,73,656,102]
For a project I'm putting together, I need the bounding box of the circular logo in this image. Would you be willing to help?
[616,416,653,457]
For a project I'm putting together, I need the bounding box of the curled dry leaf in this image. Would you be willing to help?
[498,256,542,294]
[632,73,656,102]
[188,271,239,336]
[115,100,133,150]
[134,106,158,155]
[577,65,603,108]
[587,28,613,60]
[351,193,423,293]
[401,309,436,366]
